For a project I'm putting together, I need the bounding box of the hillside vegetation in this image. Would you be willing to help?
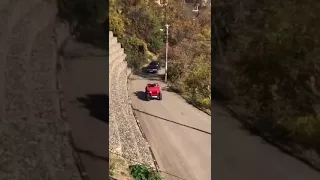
[213,0,320,169]
[110,0,211,111]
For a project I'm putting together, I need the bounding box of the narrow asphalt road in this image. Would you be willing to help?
[129,69,320,180]
[129,70,211,180]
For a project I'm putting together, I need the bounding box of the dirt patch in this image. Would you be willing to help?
[110,153,134,180]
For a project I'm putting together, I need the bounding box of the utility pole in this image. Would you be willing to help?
[164,24,169,83]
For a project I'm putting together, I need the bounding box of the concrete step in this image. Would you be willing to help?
[109,48,124,64]
[109,59,124,105]
[115,61,128,78]
[109,54,126,79]
[109,36,118,47]
[109,31,113,37]
[110,57,126,88]
[109,46,123,60]
[109,43,121,56]
[109,53,125,88]
[112,61,127,94]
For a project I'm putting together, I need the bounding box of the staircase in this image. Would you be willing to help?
[109,31,154,167]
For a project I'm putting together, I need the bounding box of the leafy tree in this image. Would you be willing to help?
[109,0,128,38]
[163,4,211,110]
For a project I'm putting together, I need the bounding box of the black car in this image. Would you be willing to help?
[149,61,161,69]
[145,64,159,73]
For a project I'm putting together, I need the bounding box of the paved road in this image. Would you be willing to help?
[129,71,211,180]
[129,70,320,180]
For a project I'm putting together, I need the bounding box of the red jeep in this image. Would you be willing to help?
[145,83,162,101]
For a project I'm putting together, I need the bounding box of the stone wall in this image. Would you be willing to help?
[109,31,154,167]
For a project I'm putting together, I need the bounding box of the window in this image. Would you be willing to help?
[148,84,157,87]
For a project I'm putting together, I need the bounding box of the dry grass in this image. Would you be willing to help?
[146,50,159,62]
[109,153,134,180]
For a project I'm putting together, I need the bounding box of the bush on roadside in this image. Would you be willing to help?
[121,36,148,69]
[183,55,211,109]
[165,18,211,111]
[124,5,164,53]
[130,164,162,180]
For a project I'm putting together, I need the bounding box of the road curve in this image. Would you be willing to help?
[129,70,320,180]
[129,72,211,180]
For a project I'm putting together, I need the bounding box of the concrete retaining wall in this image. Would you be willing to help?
[109,31,154,167]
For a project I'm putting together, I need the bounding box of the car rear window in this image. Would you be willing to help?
[148,84,157,87]
[150,61,159,65]
[148,65,157,68]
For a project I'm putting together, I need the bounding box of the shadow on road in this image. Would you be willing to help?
[77,94,109,124]
[132,68,164,81]
[134,91,148,101]
[132,107,211,135]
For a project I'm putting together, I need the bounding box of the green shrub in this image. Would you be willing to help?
[120,36,148,69]
[149,31,164,53]
[130,164,162,180]
[181,55,211,109]
[168,65,182,82]
[109,0,127,38]
[126,51,147,69]
[124,5,164,53]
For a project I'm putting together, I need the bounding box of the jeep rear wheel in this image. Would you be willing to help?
[158,93,162,100]
[146,94,151,101]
